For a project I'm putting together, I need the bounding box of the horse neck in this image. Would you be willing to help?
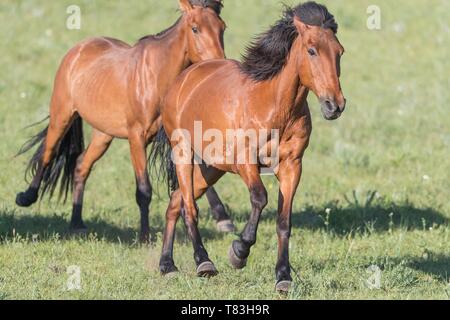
[262,39,309,129]
[139,17,190,85]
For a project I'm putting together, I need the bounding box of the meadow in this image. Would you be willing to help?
[0,0,449,299]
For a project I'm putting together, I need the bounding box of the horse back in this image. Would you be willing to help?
[63,37,131,68]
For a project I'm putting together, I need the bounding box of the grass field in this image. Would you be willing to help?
[0,0,449,300]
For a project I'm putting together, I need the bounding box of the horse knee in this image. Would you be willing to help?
[250,186,267,211]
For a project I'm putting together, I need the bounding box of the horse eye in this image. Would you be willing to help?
[308,48,316,56]
[192,27,199,34]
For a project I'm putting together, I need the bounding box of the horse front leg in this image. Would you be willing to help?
[229,165,268,269]
[160,189,182,275]
[160,163,225,277]
[176,162,219,277]
[274,160,302,293]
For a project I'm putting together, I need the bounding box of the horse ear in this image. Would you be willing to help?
[179,0,193,12]
[293,16,310,36]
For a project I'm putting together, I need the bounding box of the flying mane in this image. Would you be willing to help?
[241,1,338,81]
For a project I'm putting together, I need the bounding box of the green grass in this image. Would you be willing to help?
[1,0,449,300]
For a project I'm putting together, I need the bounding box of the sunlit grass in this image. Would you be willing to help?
[0,0,449,299]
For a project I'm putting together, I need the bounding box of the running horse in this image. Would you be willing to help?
[15,0,235,242]
[153,2,346,291]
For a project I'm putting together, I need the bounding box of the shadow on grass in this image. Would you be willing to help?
[0,209,140,244]
[0,208,228,245]
[291,203,448,236]
[1,191,448,244]
[370,253,450,283]
[255,197,449,237]
[405,254,450,282]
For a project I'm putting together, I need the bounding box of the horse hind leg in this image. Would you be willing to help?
[160,164,225,277]
[205,187,236,233]
[70,129,113,232]
[16,90,81,206]
[16,127,49,207]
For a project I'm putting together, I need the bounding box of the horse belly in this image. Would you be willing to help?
[72,65,130,138]
[73,84,129,138]
[77,102,128,138]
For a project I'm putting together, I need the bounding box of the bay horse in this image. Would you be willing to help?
[153,2,346,291]
[15,0,235,242]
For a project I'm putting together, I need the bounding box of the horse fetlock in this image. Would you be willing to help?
[160,258,178,276]
[139,228,151,244]
[250,188,268,210]
[15,188,39,207]
[234,239,253,256]
[276,265,292,282]
[229,241,248,269]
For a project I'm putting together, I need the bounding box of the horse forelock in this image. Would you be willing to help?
[189,0,223,15]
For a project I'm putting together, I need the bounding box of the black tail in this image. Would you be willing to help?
[148,127,178,196]
[17,117,85,202]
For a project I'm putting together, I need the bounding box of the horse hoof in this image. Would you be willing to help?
[228,245,247,269]
[216,220,236,233]
[69,221,88,235]
[160,264,179,277]
[15,191,38,207]
[196,261,218,278]
[276,280,292,293]
[139,233,151,244]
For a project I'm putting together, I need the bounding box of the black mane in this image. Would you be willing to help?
[190,0,223,15]
[137,0,223,43]
[241,2,338,81]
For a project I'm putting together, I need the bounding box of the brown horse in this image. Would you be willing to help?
[15,0,235,242]
[153,2,346,290]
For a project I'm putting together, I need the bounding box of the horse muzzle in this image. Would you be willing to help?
[320,97,346,121]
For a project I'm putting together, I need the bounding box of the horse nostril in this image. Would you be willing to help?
[325,100,334,111]
[325,100,336,112]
